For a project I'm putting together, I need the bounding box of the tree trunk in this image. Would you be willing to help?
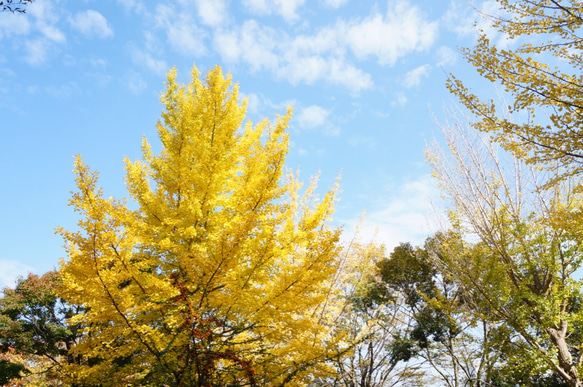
[547,322,581,387]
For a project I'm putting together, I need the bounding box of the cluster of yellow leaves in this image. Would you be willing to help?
[57,65,346,386]
[448,0,583,177]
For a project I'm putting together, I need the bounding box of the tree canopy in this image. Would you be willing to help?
[427,107,583,387]
[0,271,81,385]
[57,65,345,386]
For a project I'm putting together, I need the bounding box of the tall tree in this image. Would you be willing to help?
[57,65,345,386]
[427,107,583,387]
[448,0,583,179]
[375,239,506,387]
[322,240,426,387]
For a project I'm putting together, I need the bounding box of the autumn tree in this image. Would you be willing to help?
[0,271,82,385]
[427,107,583,387]
[57,65,345,386]
[448,0,583,179]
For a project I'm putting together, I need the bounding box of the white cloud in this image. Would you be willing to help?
[289,27,345,56]
[24,39,51,65]
[0,12,31,39]
[196,0,227,27]
[243,0,269,14]
[436,46,457,67]
[276,0,306,21]
[344,175,443,251]
[214,30,241,62]
[403,64,431,88]
[345,0,438,66]
[215,20,372,92]
[0,260,34,289]
[156,4,207,56]
[90,57,108,68]
[167,21,207,56]
[117,0,147,15]
[0,0,65,64]
[39,24,65,42]
[127,71,147,94]
[28,0,59,24]
[324,0,348,8]
[297,105,330,129]
[214,20,279,71]
[138,0,436,92]
[391,92,408,108]
[279,55,372,92]
[70,10,114,39]
[128,43,167,73]
[29,0,66,43]
[242,0,306,22]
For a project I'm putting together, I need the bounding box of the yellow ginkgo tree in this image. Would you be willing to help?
[57,65,345,386]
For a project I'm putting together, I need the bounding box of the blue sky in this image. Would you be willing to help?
[0,0,497,287]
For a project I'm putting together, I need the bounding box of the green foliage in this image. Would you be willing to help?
[0,358,28,384]
[428,108,583,386]
[0,271,81,384]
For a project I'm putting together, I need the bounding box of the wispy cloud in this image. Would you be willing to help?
[215,21,372,92]
[196,0,228,27]
[128,42,167,73]
[214,20,279,72]
[436,46,457,67]
[242,0,306,22]
[116,0,439,92]
[69,10,114,39]
[344,175,444,250]
[127,70,148,94]
[155,4,207,56]
[29,0,65,43]
[4,0,66,64]
[404,64,431,88]
[344,0,438,66]
[295,104,339,135]
[24,39,52,65]
[391,92,408,108]
[0,12,31,39]
[297,105,330,129]
[323,0,348,9]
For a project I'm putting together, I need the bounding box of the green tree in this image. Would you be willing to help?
[427,108,583,387]
[0,271,82,385]
[377,239,508,387]
[448,0,583,180]
[57,65,345,386]
[322,241,427,387]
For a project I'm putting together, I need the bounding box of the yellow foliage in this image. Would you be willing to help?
[57,65,344,386]
[448,0,583,179]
